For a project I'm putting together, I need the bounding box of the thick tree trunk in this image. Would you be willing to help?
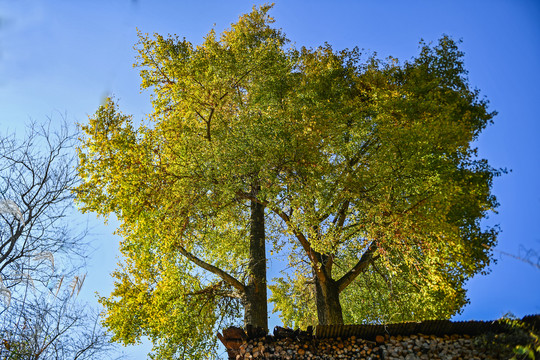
[314,274,344,325]
[243,185,268,330]
[312,243,377,325]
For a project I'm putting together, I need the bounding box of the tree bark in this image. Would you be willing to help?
[242,184,268,330]
[314,273,344,325]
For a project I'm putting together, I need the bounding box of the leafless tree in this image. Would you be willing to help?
[0,279,118,360]
[0,120,120,359]
[0,121,85,299]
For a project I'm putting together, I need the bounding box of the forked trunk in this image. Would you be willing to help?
[312,243,377,325]
[314,273,344,325]
[243,186,268,330]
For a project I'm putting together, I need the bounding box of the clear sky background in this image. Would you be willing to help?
[1,1,539,359]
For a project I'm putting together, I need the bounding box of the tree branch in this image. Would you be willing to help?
[236,190,327,280]
[0,225,25,272]
[175,243,245,293]
[206,108,215,141]
[336,242,378,293]
[333,200,350,229]
[185,281,242,299]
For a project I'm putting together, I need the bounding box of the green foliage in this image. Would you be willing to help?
[474,315,540,360]
[268,36,500,326]
[77,79,247,360]
[270,253,470,328]
[504,316,540,360]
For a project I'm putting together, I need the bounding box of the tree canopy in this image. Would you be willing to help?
[75,4,500,358]
[267,38,500,326]
[76,5,296,358]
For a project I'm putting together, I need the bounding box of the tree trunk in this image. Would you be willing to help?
[314,273,344,325]
[243,185,268,330]
[312,243,377,325]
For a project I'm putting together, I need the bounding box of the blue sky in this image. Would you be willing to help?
[1,1,539,359]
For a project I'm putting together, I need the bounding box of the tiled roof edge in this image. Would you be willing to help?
[315,314,540,339]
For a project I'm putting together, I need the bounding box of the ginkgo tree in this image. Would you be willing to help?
[266,38,501,325]
[76,5,302,358]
